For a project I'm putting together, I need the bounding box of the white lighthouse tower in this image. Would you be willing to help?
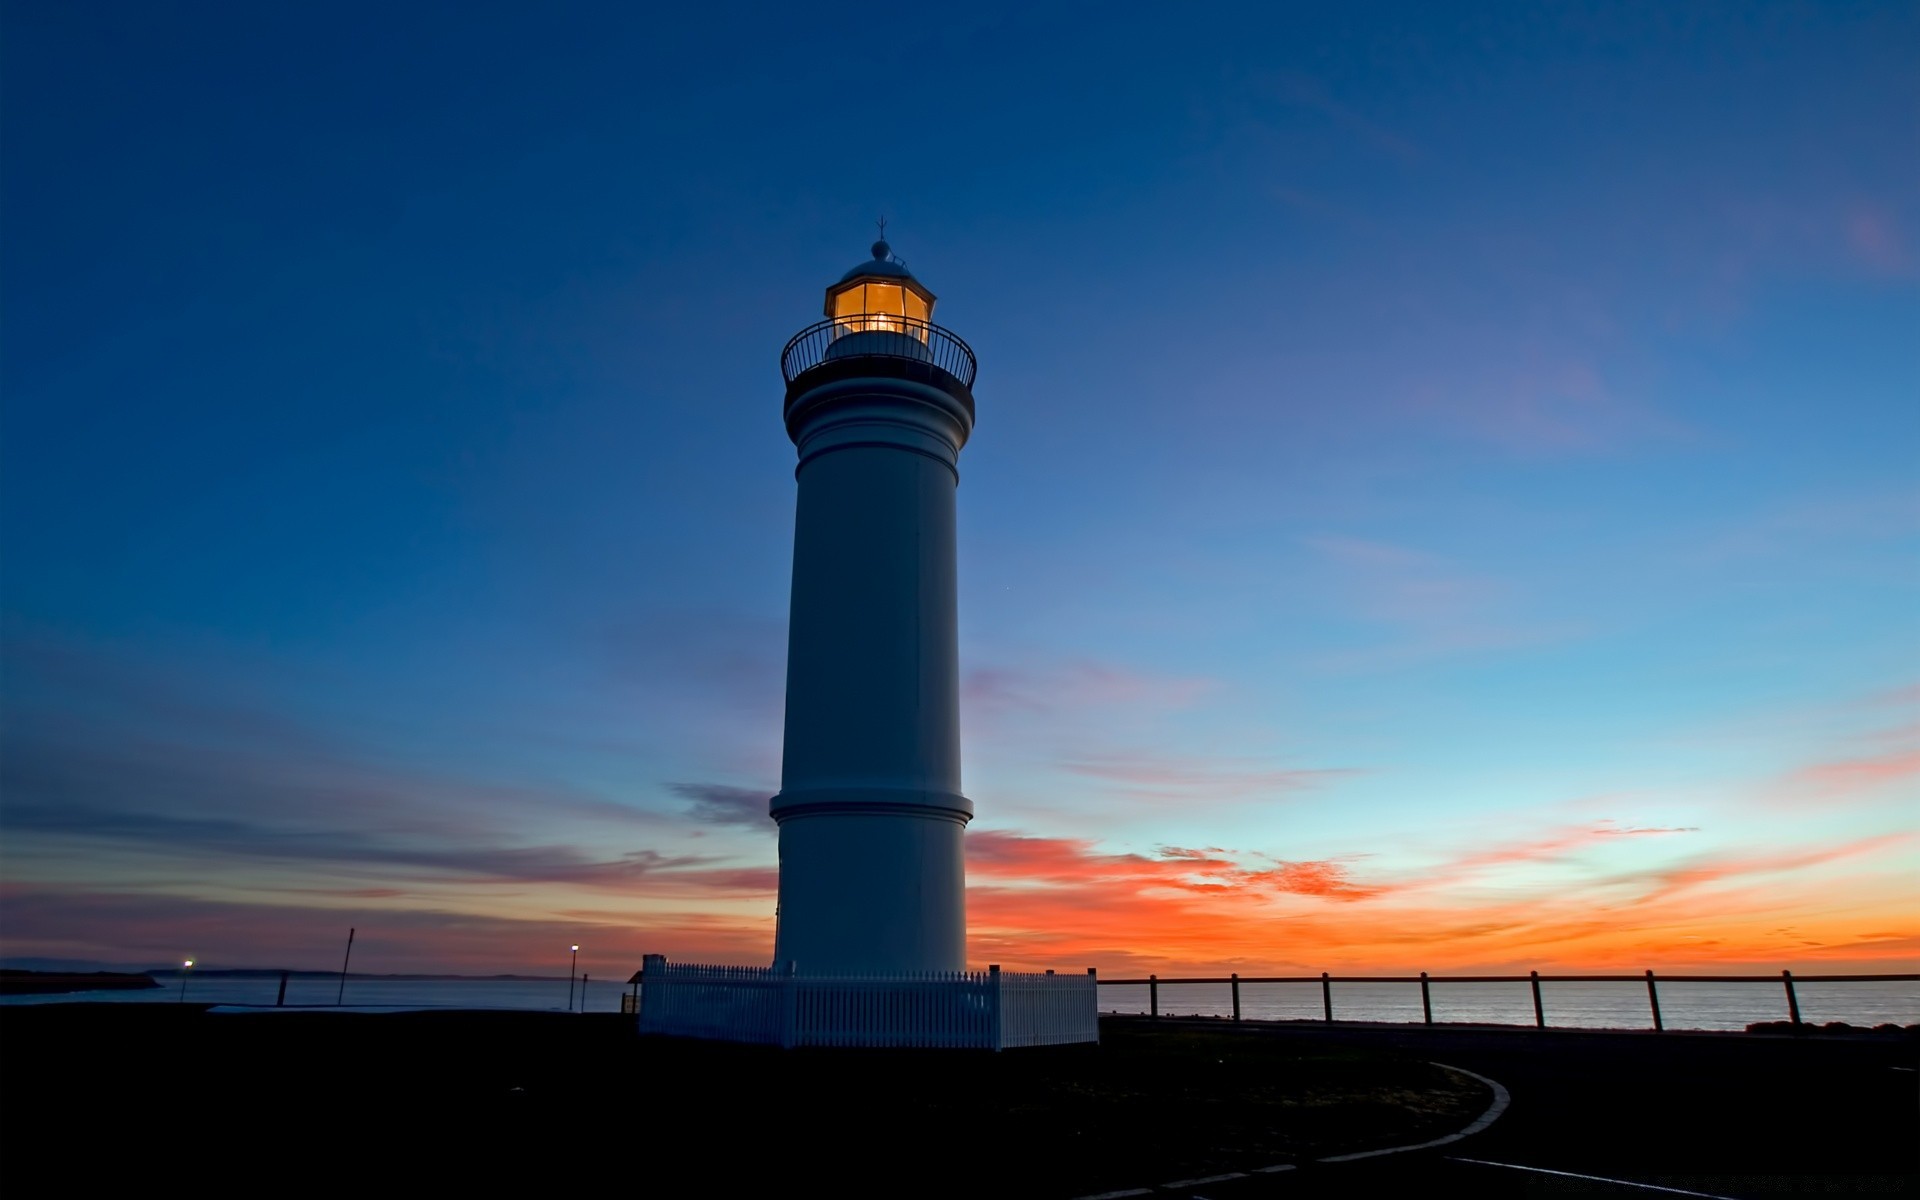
[633,243,1096,1047]
[770,240,976,975]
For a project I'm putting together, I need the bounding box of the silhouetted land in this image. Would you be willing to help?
[1,1006,1479,1195]
[1130,1017,1918,1197]
[0,969,157,995]
[2,1008,1912,1196]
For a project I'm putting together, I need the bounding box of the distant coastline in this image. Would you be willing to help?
[0,966,579,995]
[144,969,574,982]
[0,970,160,996]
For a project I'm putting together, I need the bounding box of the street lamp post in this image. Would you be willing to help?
[177,959,194,1004]
[567,945,579,1012]
[336,927,356,1006]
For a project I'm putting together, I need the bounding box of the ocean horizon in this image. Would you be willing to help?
[1,974,627,1013]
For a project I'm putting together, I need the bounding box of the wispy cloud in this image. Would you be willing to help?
[961,660,1314,813]
[1845,204,1913,275]
[963,822,1912,973]
[7,630,1909,978]
[1269,185,1378,231]
[0,884,775,976]
[1400,354,1687,456]
[0,632,779,946]
[1735,195,1918,282]
[1307,535,1503,622]
[1058,753,1355,801]
[1859,684,1920,710]
[0,799,779,894]
[1258,71,1422,165]
[1,628,670,837]
[1783,750,1920,797]
[596,610,787,719]
[962,660,1217,721]
[1597,834,1913,910]
[1244,860,1384,901]
[6,813,1908,975]
[1691,487,1920,563]
[1302,535,1582,668]
[969,830,1232,886]
[1435,822,1700,881]
[970,831,1376,904]
[669,782,772,829]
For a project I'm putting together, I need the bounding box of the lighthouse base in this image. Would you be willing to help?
[634,955,1099,1049]
[770,803,967,975]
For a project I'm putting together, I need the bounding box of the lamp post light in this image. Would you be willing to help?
[567,945,580,1012]
[177,959,194,1004]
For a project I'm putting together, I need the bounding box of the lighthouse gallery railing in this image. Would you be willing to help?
[635,958,1097,1049]
[780,316,978,387]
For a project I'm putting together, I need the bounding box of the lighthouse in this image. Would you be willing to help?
[632,243,1094,1047]
[770,240,977,975]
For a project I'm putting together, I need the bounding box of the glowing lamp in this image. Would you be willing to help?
[825,240,935,341]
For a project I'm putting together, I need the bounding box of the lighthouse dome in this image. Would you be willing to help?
[837,240,918,284]
[825,240,938,322]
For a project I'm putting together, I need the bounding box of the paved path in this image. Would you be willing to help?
[1097,1018,1917,1198]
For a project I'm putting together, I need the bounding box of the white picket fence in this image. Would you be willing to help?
[634,956,1099,1049]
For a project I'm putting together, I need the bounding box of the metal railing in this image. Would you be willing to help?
[780,316,977,387]
[1103,970,1918,1032]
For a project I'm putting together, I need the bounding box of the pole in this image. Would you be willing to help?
[1321,972,1332,1022]
[1420,971,1433,1025]
[781,959,798,1049]
[1530,970,1545,1028]
[580,973,589,1013]
[1782,970,1802,1029]
[989,964,1003,1051]
[1230,973,1241,1022]
[567,945,579,1012]
[1149,974,1158,1019]
[276,970,289,1008]
[1645,970,1663,1032]
[336,928,355,1006]
[177,960,193,1004]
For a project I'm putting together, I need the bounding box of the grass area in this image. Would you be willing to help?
[1,1007,1487,1195]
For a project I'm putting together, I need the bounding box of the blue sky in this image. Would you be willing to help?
[2,2,1914,976]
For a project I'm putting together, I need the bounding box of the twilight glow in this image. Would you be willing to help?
[2,4,1915,981]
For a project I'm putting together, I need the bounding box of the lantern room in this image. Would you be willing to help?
[826,240,935,339]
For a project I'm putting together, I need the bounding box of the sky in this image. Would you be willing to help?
[2,2,1915,980]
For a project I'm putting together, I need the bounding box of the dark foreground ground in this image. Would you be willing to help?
[1,1005,1478,1196]
[1142,1016,1917,1198]
[0,1008,1912,1197]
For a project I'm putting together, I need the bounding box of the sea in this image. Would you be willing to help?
[0,975,633,1014]
[4,973,1916,1031]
